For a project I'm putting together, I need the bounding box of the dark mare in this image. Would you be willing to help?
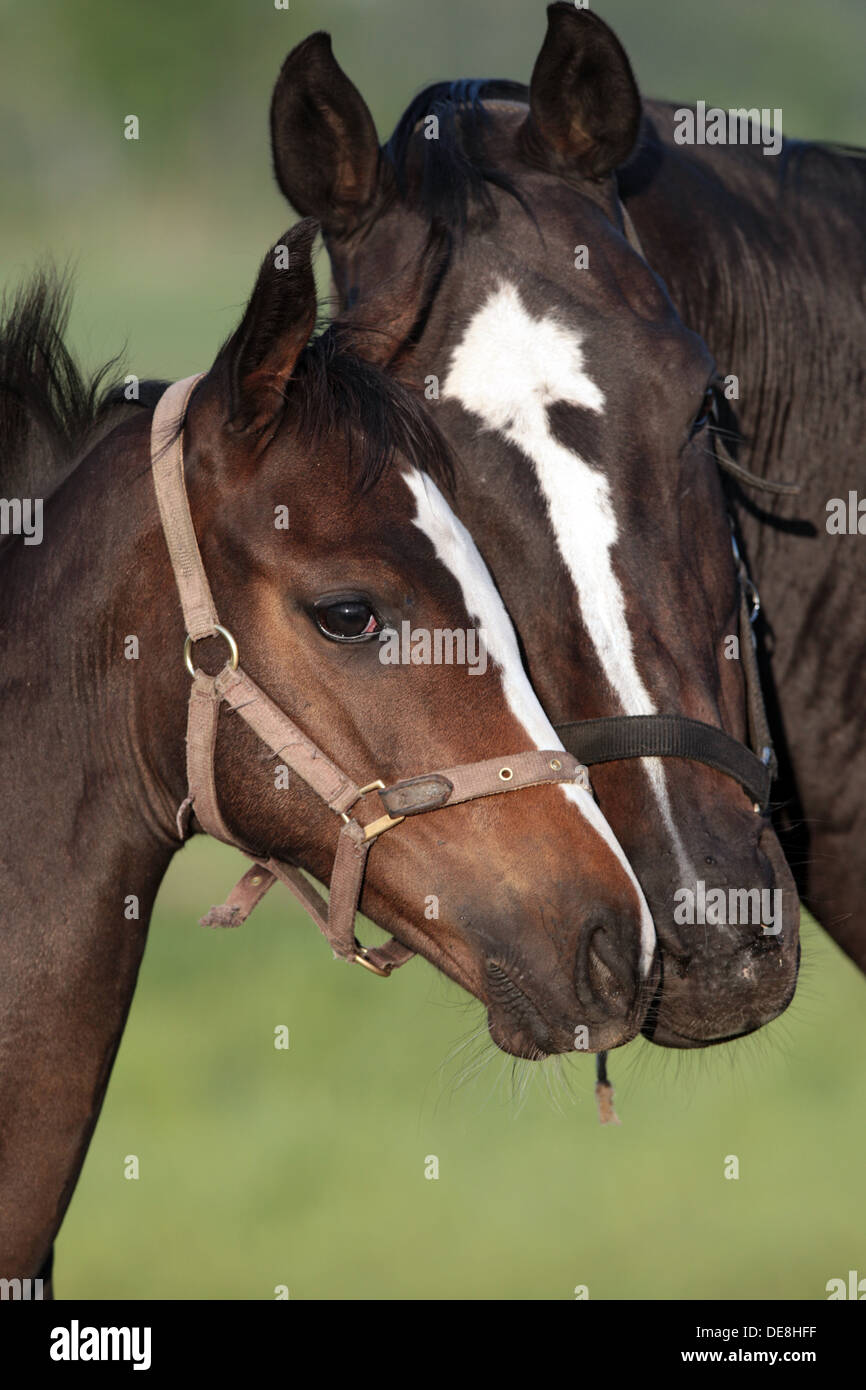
[268,10,802,1048]
[612,38,866,974]
[0,221,654,1284]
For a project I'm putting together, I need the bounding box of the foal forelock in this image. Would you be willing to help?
[441,280,692,880]
[402,466,656,975]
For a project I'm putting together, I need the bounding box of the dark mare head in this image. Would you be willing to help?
[269,5,800,1047]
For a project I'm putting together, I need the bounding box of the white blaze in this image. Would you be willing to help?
[442,281,690,880]
[403,466,655,975]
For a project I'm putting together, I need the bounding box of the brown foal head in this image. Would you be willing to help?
[125,218,655,1057]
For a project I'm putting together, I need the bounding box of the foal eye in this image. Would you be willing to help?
[315,598,381,641]
[691,387,717,436]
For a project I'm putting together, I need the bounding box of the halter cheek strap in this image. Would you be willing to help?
[554,196,786,815]
[151,375,590,976]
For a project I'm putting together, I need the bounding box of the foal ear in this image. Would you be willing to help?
[525,4,641,179]
[217,218,318,434]
[270,33,380,236]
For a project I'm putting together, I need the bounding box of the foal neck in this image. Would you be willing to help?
[0,408,187,909]
[0,407,191,1274]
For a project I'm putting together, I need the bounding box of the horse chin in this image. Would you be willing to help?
[644,982,799,1049]
[637,817,801,1049]
[487,1012,552,1060]
[642,935,800,1047]
[642,918,801,1049]
[486,1005,644,1060]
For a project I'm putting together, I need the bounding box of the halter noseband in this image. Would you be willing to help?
[151,375,591,975]
[554,198,780,815]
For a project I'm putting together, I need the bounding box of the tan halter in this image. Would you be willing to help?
[151,375,591,976]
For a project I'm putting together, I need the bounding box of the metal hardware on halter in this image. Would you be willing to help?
[353,946,393,977]
[340,780,406,842]
[742,576,761,626]
[183,624,239,678]
[342,779,387,813]
[151,375,592,977]
[360,814,406,843]
[731,533,761,626]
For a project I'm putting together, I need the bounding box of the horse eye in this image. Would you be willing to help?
[315,598,381,641]
[691,387,717,436]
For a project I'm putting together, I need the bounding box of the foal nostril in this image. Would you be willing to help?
[576,923,639,1015]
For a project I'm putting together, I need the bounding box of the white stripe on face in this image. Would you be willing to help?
[442,281,691,882]
[402,467,655,976]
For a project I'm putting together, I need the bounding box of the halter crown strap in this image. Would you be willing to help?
[151,377,590,976]
[150,375,218,641]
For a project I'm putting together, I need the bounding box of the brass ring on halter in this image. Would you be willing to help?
[183,624,240,678]
[353,946,393,978]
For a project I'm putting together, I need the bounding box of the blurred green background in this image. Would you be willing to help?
[3,0,864,1299]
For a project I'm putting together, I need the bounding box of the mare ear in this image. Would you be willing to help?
[525,4,641,179]
[270,33,380,236]
[216,218,318,434]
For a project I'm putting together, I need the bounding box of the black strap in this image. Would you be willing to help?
[733,552,777,792]
[554,713,773,810]
[713,427,800,497]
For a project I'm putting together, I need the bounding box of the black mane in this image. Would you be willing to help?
[383,79,530,233]
[0,268,123,505]
[0,266,454,507]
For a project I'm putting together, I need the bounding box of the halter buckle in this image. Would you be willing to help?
[353,946,393,978]
[340,779,406,840]
[361,813,406,842]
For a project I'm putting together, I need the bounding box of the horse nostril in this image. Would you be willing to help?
[749,929,783,957]
[588,939,623,1000]
[577,924,638,1014]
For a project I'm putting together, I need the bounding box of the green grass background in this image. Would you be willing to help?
[2,0,864,1299]
[61,847,865,1301]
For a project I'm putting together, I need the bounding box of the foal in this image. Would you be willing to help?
[0,219,652,1279]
